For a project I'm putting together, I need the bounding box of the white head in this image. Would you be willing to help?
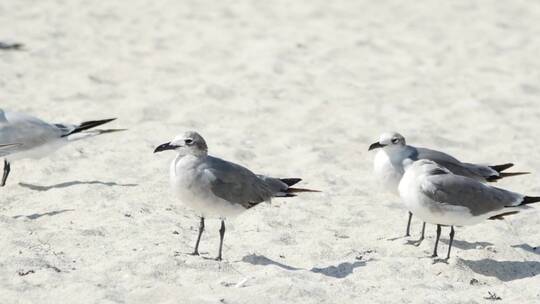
[368,132,406,152]
[154,131,208,157]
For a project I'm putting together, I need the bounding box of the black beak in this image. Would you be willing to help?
[154,142,177,153]
[368,142,385,151]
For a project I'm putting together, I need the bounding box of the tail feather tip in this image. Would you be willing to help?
[522,196,540,205]
[280,178,302,187]
[286,187,321,193]
[489,163,514,172]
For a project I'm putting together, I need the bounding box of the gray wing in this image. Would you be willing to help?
[256,175,289,195]
[415,147,496,181]
[204,156,274,209]
[420,173,522,216]
[0,143,23,157]
[0,111,65,152]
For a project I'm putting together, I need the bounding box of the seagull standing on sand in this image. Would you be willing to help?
[0,109,124,186]
[368,132,527,243]
[154,131,317,261]
[399,159,540,260]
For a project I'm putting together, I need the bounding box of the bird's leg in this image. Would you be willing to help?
[446,226,455,260]
[432,224,441,258]
[191,216,205,256]
[412,222,427,247]
[1,160,10,187]
[405,211,413,237]
[215,220,225,261]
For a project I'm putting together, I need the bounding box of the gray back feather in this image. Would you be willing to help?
[421,173,521,216]
[414,147,496,181]
[256,175,289,194]
[0,111,65,151]
[204,156,274,209]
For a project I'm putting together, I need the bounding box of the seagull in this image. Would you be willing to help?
[368,132,528,243]
[399,159,540,260]
[154,131,318,261]
[0,109,125,186]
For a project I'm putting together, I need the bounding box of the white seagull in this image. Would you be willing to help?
[154,131,318,261]
[399,159,540,260]
[0,109,125,186]
[368,132,528,243]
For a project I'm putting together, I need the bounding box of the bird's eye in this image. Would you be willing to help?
[391,138,399,144]
[185,139,193,145]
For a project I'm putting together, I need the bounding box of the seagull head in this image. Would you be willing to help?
[154,131,208,157]
[368,132,406,151]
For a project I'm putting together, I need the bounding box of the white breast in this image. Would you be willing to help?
[374,150,403,194]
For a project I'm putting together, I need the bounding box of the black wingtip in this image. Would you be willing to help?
[96,128,127,134]
[280,178,302,187]
[521,196,540,206]
[63,118,118,137]
[79,118,117,128]
[489,163,514,173]
[486,171,530,182]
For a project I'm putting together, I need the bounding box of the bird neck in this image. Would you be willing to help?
[385,145,414,166]
[174,153,205,166]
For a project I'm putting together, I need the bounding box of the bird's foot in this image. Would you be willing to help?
[407,237,424,247]
[432,258,449,265]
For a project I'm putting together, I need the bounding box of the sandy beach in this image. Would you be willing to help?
[1,0,540,303]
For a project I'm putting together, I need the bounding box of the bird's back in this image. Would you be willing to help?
[202,156,274,206]
[415,146,496,181]
[400,161,522,225]
[0,110,64,158]
[170,154,273,217]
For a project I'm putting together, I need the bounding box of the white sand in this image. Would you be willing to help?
[1,0,540,303]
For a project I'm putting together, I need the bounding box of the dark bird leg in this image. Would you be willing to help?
[1,160,10,187]
[405,212,413,237]
[446,226,455,260]
[432,224,441,257]
[412,222,427,246]
[191,216,205,256]
[216,220,225,261]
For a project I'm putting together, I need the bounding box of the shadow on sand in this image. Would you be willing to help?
[241,254,366,279]
[441,239,493,250]
[462,259,540,282]
[13,209,75,220]
[511,244,540,255]
[19,181,138,191]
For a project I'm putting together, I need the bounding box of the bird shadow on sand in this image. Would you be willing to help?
[511,244,540,255]
[241,254,366,279]
[12,209,74,220]
[461,259,540,282]
[441,239,493,250]
[19,181,138,191]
